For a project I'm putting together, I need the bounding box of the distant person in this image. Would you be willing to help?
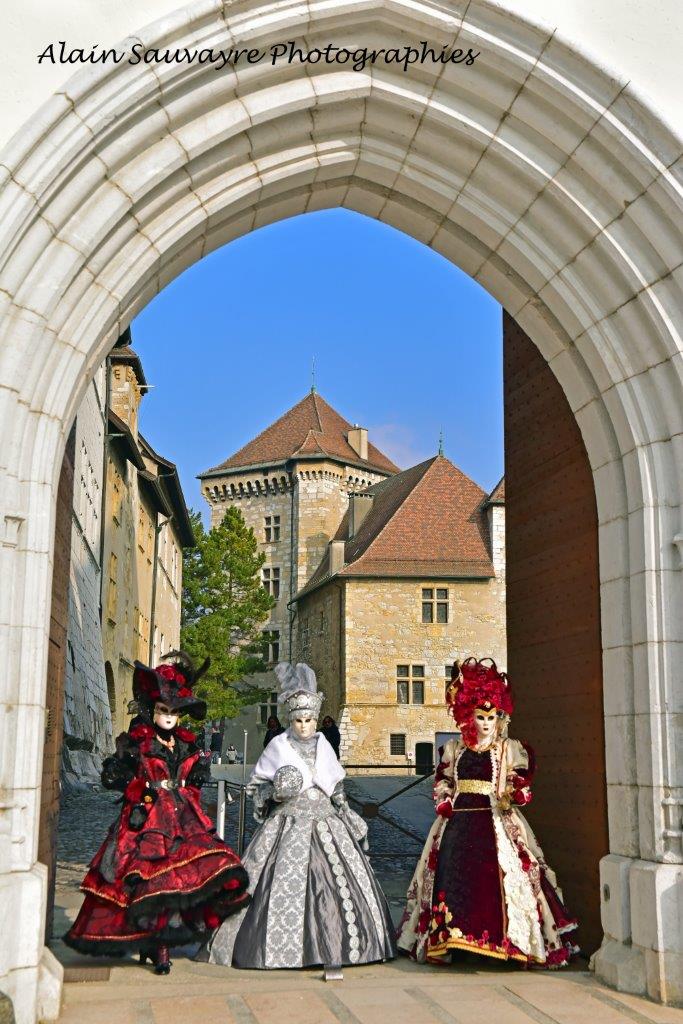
[226,744,237,764]
[321,715,341,759]
[263,715,284,748]
[210,724,223,762]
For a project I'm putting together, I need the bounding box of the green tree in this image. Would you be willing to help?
[181,507,275,719]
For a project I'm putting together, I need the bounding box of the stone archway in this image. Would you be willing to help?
[0,1,681,1018]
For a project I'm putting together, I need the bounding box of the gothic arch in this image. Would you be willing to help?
[0,0,681,1018]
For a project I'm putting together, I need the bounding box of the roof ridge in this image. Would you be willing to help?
[310,392,324,432]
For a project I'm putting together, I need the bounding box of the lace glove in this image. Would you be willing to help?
[247,779,275,823]
[331,783,369,850]
[273,766,304,802]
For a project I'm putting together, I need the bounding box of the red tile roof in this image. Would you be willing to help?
[199,392,399,478]
[296,455,496,597]
[486,477,505,503]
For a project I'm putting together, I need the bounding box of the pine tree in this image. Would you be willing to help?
[181,507,275,719]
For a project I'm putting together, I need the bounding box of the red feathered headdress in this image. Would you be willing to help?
[446,657,512,748]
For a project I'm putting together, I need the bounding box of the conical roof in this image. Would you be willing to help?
[199,392,399,477]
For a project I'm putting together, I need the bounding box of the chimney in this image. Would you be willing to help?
[328,540,345,575]
[347,425,368,461]
[349,492,374,538]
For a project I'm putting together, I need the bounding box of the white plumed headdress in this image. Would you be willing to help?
[274,662,324,720]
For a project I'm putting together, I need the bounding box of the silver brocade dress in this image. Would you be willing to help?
[205,734,397,969]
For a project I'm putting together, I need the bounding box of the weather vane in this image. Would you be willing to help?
[311,355,316,394]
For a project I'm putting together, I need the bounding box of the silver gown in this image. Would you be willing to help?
[205,734,397,969]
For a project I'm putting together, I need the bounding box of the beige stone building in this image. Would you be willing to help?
[294,457,506,768]
[200,389,398,668]
[201,393,506,764]
[101,338,194,737]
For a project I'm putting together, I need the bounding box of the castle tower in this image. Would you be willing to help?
[199,391,399,662]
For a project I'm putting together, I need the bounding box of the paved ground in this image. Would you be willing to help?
[55,954,683,1024]
[53,780,683,1024]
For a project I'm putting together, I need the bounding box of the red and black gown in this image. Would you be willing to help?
[64,723,249,955]
[396,738,577,965]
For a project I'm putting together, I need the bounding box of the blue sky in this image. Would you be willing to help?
[133,209,503,520]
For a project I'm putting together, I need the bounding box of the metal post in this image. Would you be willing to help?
[216,756,225,840]
[237,787,247,856]
[237,729,249,856]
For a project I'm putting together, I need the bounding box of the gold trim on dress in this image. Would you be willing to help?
[457,779,494,795]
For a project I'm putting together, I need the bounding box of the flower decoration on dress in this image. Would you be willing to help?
[446,657,513,749]
[274,662,324,720]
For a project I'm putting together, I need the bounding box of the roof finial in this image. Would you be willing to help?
[438,427,444,456]
[311,355,316,394]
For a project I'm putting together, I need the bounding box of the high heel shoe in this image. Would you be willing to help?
[139,948,153,965]
[154,945,172,975]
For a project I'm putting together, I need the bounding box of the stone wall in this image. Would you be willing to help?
[204,459,389,665]
[207,473,294,660]
[62,369,113,788]
[151,519,182,661]
[340,575,507,764]
[293,581,344,722]
[488,505,506,579]
[102,447,138,737]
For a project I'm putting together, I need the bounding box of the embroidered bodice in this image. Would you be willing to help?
[453,747,494,810]
[287,734,318,770]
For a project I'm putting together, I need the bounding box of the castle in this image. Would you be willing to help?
[200,389,506,767]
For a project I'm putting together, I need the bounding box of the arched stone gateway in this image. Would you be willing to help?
[0,1,681,1019]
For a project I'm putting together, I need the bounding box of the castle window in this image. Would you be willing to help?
[263,629,280,664]
[396,664,425,704]
[260,691,279,726]
[390,733,406,756]
[265,515,280,543]
[421,587,449,623]
[262,566,280,599]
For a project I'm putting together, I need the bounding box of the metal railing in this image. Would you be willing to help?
[210,755,435,860]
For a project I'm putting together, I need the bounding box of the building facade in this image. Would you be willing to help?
[201,396,506,767]
[63,338,194,776]
[293,457,506,767]
[101,341,194,739]
[199,391,399,752]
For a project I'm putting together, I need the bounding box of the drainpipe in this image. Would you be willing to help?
[287,463,296,660]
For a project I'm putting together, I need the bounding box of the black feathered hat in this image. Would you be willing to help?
[131,650,209,720]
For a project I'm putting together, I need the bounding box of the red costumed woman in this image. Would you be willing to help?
[397,658,578,967]
[64,653,249,974]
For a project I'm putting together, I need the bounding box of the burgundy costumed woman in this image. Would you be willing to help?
[397,658,578,967]
[64,653,249,974]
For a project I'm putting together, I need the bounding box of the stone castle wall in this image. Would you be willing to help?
[204,460,387,663]
[293,582,344,722]
[339,575,507,764]
[207,474,295,660]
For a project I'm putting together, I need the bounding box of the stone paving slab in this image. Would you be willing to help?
[56,956,683,1024]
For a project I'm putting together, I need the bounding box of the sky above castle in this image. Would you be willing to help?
[132,208,503,519]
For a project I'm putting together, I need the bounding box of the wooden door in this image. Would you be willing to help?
[503,313,608,956]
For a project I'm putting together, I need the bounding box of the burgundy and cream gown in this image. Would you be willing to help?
[396,737,577,966]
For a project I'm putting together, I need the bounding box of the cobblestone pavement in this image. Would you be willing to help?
[56,776,427,925]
